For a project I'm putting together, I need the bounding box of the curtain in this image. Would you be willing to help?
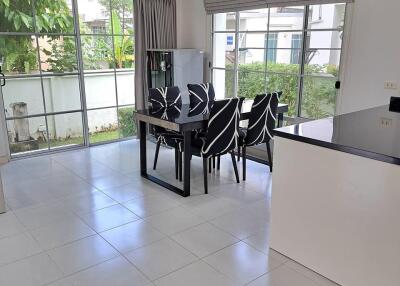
[134,0,177,111]
[204,0,353,14]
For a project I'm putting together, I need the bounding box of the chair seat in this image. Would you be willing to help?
[155,130,183,149]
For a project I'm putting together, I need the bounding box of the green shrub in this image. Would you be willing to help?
[118,107,137,138]
[225,62,338,119]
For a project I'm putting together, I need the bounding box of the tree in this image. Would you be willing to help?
[0,0,74,73]
[98,0,133,33]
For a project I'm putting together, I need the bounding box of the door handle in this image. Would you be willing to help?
[0,72,5,87]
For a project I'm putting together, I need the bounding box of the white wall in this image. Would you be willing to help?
[176,0,211,82]
[176,0,400,115]
[335,0,400,114]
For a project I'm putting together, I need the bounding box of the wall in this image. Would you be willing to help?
[176,0,400,115]
[338,0,400,114]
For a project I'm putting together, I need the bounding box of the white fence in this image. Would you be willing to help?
[3,70,135,141]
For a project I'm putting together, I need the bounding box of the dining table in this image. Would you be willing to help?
[135,100,289,197]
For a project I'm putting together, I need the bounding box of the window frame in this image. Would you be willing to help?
[210,3,349,119]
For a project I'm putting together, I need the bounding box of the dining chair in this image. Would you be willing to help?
[187,83,216,105]
[148,87,183,178]
[239,92,281,180]
[180,98,243,194]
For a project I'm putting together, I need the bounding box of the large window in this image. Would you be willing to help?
[212,3,347,119]
[0,0,136,157]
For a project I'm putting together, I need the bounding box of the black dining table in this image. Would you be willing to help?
[135,100,289,197]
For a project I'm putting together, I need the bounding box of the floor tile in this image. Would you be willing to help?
[0,212,26,239]
[247,264,321,286]
[87,173,135,190]
[0,232,42,266]
[210,208,267,239]
[243,228,270,254]
[284,260,340,286]
[14,202,76,230]
[30,217,95,250]
[171,222,238,258]
[126,238,198,281]
[0,253,63,286]
[154,261,237,286]
[48,235,119,275]
[100,181,162,203]
[100,220,165,253]
[79,204,140,232]
[123,194,181,218]
[203,242,281,285]
[144,206,205,236]
[62,191,117,215]
[68,256,150,286]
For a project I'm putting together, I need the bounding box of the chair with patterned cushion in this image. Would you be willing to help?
[148,87,183,178]
[180,98,243,194]
[187,83,216,107]
[239,92,281,180]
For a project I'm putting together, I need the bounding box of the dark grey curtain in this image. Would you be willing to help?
[134,0,177,111]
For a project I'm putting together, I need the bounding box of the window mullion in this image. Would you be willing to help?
[233,12,240,98]
[297,5,310,117]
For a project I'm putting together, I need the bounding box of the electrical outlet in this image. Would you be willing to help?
[379,117,393,127]
[384,81,398,90]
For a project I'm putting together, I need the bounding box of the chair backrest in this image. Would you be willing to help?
[148,86,182,108]
[188,83,215,104]
[201,98,243,158]
[244,92,281,146]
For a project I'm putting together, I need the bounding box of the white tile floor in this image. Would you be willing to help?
[0,140,339,286]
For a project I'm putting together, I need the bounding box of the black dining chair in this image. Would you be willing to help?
[148,87,183,178]
[239,92,281,180]
[180,98,243,194]
[188,83,216,105]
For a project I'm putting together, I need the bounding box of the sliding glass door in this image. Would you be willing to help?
[0,0,136,157]
[211,3,347,119]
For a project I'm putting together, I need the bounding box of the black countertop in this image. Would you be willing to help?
[273,105,400,165]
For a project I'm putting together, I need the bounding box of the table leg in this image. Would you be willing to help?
[183,131,191,197]
[277,112,284,128]
[139,120,147,176]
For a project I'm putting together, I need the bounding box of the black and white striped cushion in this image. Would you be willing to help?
[187,83,216,105]
[200,98,243,158]
[148,86,182,109]
[243,92,281,147]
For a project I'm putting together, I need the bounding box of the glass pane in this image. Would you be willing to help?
[113,35,134,69]
[266,49,301,72]
[301,77,337,119]
[269,6,305,31]
[3,78,45,117]
[88,108,119,143]
[0,35,40,76]
[77,0,111,35]
[213,12,236,32]
[239,8,269,31]
[304,49,341,76]
[266,32,303,49]
[308,3,346,30]
[238,49,265,72]
[7,117,48,155]
[0,4,34,32]
[239,33,267,48]
[267,73,298,117]
[85,72,117,109]
[118,106,136,138]
[116,72,135,105]
[81,35,114,71]
[43,75,81,113]
[212,69,234,99]
[34,0,75,34]
[111,1,134,35]
[47,112,84,149]
[213,33,235,69]
[38,36,78,73]
[238,71,265,99]
[307,31,342,49]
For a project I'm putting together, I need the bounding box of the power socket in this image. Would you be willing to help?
[384,81,398,90]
